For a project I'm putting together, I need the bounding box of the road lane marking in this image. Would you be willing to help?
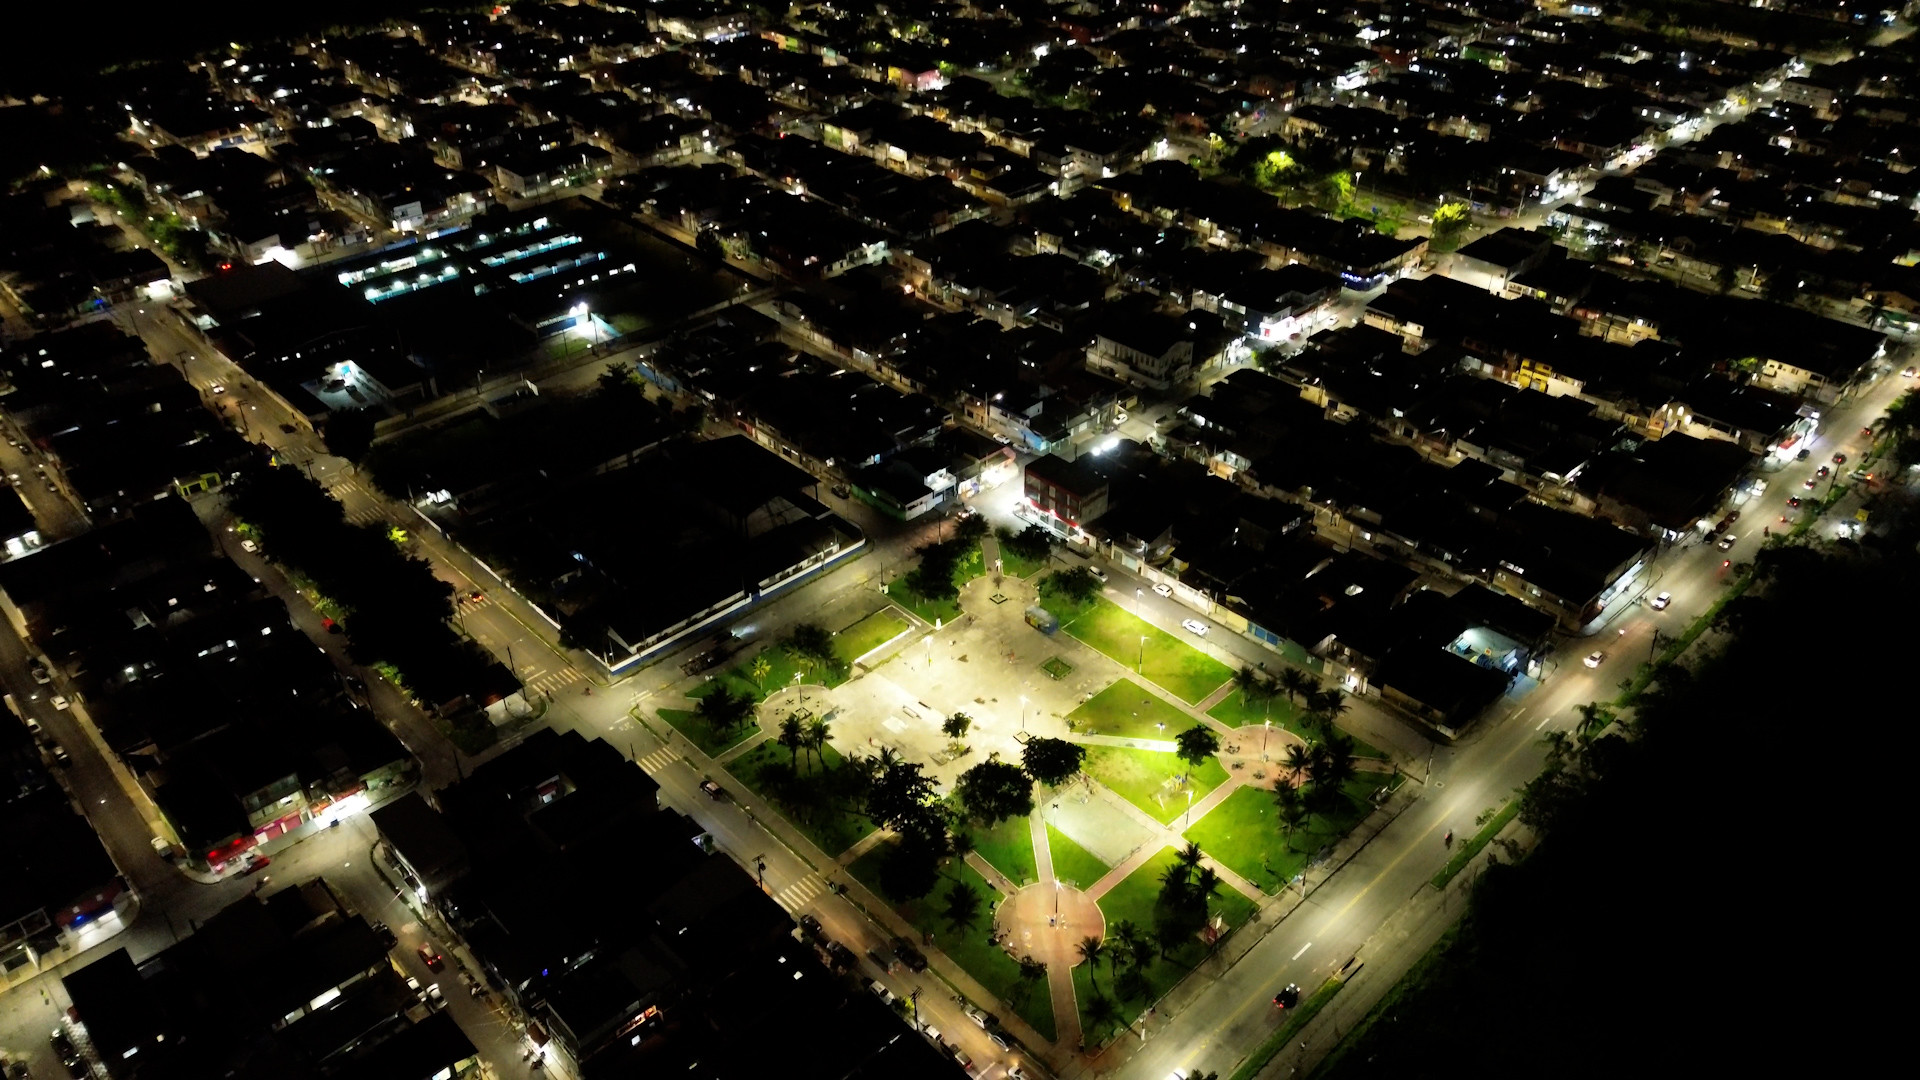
[1292,941,1312,960]
[1535,714,1553,730]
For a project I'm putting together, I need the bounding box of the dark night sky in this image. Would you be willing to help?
[2,1,461,96]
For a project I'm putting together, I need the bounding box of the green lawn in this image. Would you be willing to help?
[1077,845,1258,1043]
[1183,779,1384,894]
[690,643,847,704]
[967,813,1038,887]
[1062,598,1234,703]
[1081,745,1230,825]
[726,741,874,858]
[1203,694,1388,759]
[1206,689,1303,731]
[848,848,1057,1041]
[834,609,909,665]
[998,547,1047,580]
[885,579,962,626]
[657,707,760,758]
[1045,823,1112,891]
[1067,678,1194,740]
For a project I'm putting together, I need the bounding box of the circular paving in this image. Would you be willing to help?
[994,879,1106,971]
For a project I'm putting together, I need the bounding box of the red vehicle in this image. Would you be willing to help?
[238,855,271,877]
[417,946,445,972]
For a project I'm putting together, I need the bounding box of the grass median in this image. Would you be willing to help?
[1430,798,1519,890]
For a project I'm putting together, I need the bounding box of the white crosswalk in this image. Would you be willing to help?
[346,505,388,527]
[634,748,677,775]
[525,667,585,697]
[773,875,823,914]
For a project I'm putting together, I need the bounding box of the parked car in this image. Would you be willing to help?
[405,976,422,996]
[867,980,897,1006]
[1181,619,1209,636]
[29,663,50,685]
[831,482,852,498]
[964,1006,995,1030]
[1151,582,1173,598]
[892,937,928,973]
[1583,651,1605,668]
[987,1030,1013,1052]
[50,695,70,711]
[50,1028,82,1072]
[417,946,445,972]
[1794,448,1810,461]
[1650,592,1671,611]
[797,914,824,940]
[825,941,856,971]
[1087,566,1107,582]
[866,946,896,972]
[425,983,446,1010]
[239,538,258,553]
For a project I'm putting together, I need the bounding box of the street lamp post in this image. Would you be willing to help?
[1262,718,1271,754]
[792,671,803,708]
[1137,635,1147,674]
[1184,789,1194,827]
[1019,695,1028,732]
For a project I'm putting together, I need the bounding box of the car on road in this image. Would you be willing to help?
[964,1006,995,1029]
[21,715,43,737]
[867,980,896,1006]
[987,1030,1013,1052]
[405,976,422,996]
[1650,592,1671,610]
[946,1044,973,1073]
[1833,452,1847,465]
[417,946,445,972]
[1803,476,1818,489]
[1851,468,1874,483]
[892,937,929,972]
[700,779,725,800]
[1716,534,1736,551]
[1087,566,1107,582]
[48,742,70,767]
[1181,618,1209,636]
[831,482,851,498]
[30,663,50,685]
[50,1028,81,1072]
[50,694,70,711]
[1904,365,1917,378]
[240,538,258,553]
[1816,465,1830,478]
[425,983,446,1010]
[1583,651,1605,668]
[1151,582,1173,598]
[1794,448,1810,461]
[209,383,225,394]
[1787,497,1802,509]
[1007,1067,1029,1080]
[798,914,823,940]
[866,945,896,971]
[1273,983,1302,1009]
[825,941,856,971]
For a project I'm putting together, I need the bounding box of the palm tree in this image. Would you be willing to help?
[1113,920,1150,974]
[1308,688,1350,726]
[1274,783,1309,853]
[1317,734,1358,793]
[1085,993,1121,1040]
[750,655,772,691]
[1282,744,1312,784]
[1574,702,1609,736]
[1233,664,1262,708]
[1191,865,1221,906]
[804,716,832,773]
[1076,936,1108,992]
[1014,956,1047,1004]
[1176,841,1205,874]
[942,879,984,932]
[1278,667,1315,708]
[778,715,805,766]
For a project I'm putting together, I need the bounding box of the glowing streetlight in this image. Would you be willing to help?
[1019,695,1029,732]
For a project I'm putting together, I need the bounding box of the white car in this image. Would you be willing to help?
[1151,583,1173,598]
[51,694,71,711]
[1181,619,1209,636]
[209,383,226,394]
[963,1006,993,1030]
[240,539,258,553]
[1650,592,1671,610]
[1583,651,1605,669]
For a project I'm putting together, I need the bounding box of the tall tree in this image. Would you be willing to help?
[1283,744,1313,784]
[1233,664,1262,707]
[1278,667,1316,707]
[804,716,833,772]
[785,623,838,673]
[1041,566,1102,605]
[1021,737,1086,787]
[942,712,973,743]
[1076,936,1108,993]
[778,714,805,766]
[942,879,984,932]
[1274,783,1310,852]
[1174,724,1222,778]
[1014,956,1048,1005]
[695,684,755,736]
[1085,993,1121,1040]
[955,759,1035,825]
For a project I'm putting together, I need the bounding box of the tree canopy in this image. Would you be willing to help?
[1021,737,1087,787]
[955,759,1035,825]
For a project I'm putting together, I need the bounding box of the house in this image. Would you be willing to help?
[1024,453,1111,532]
[1089,305,1198,390]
